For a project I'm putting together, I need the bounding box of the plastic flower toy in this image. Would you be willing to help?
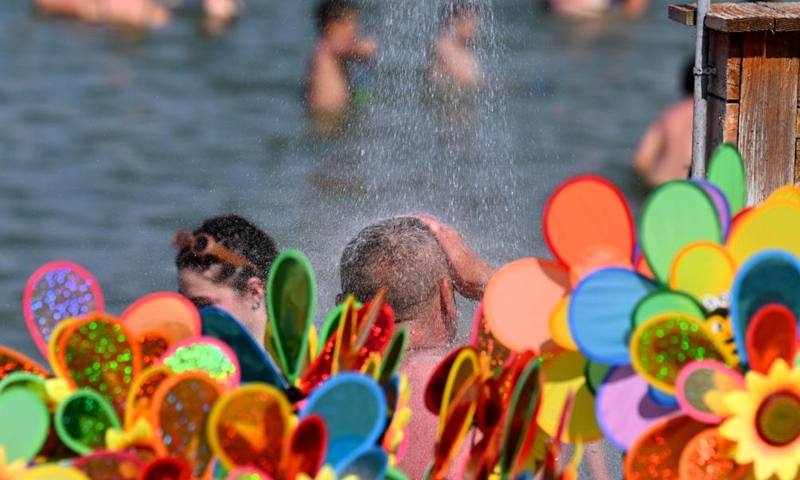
[0,249,412,480]
[417,304,583,480]
[721,359,800,480]
[477,142,800,479]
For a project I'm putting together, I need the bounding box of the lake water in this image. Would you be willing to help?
[1,1,694,475]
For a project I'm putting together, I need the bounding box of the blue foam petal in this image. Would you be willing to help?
[730,250,800,367]
[200,306,287,388]
[568,268,658,365]
[301,373,387,469]
[336,447,388,480]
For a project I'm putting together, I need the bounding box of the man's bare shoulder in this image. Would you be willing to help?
[659,97,693,122]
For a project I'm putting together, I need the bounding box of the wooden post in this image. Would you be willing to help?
[670,3,800,205]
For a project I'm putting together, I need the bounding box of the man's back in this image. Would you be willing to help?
[398,350,444,479]
[633,97,693,188]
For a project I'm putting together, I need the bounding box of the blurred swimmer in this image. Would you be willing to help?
[34,0,171,29]
[34,0,240,33]
[543,0,647,20]
[305,0,377,133]
[633,59,694,189]
[429,0,484,91]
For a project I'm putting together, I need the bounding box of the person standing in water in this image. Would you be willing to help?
[173,214,279,342]
[34,0,171,29]
[632,59,694,189]
[429,0,484,92]
[33,0,239,32]
[305,0,377,132]
[542,0,647,19]
[338,215,494,479]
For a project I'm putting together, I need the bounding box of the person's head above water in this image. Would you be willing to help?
[316,0,360,43]
[201,0,240,35]
[340,216,479,351]
[439,0,482,41]
[174,214,278,341]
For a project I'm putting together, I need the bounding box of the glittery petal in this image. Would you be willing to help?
[160,339,239,389]
[631,314,736,394]
[207,384,291,478]
[24,262,104,357]
[60,316,140,419]
[678,428,748,480]
[298,301,394,395]
[152,372,222,478]
[0,347,51,381]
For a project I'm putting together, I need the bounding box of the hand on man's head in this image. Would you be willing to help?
[403,214,495,301]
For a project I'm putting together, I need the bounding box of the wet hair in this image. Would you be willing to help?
[682,58,694,96]
[316,0,357,34]
[339,217,449,323]
[440,0,482,26]
[175,214,279,292]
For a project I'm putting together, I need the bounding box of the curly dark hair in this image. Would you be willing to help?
[174,214,279,292]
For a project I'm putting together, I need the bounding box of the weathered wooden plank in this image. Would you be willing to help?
[758,3,800,31]
[797,107,800,135]
[705,3,776,33]
[707,94,740,156]
[669,3,697,25]
[724,102,740,143]
[796,140,800,185]
[708,32,742,101]
[670,3,800,31]
[739,32,800,205]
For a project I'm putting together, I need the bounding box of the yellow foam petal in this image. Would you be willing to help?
[745,372,770,399]
[754,455,779,480]
[775,456,800,480]
[722,391,754,415]
[769,358,791,382]
[43,379,72,404]
[720,417,748,445]
[789,367,800,386]
[703,389,731,416]
[549,296,577,351]
[315,466,337,480]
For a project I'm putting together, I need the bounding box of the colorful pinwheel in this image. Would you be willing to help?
[0,253,412,480]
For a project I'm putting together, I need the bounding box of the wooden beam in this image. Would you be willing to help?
[669,3,800,32]
[705,4,776,33]
[739,32,800,204]
[796,139,800,185]
[708,32,742,101]
[758,3,800,31]
[797,107,800,136]
[707,94,740,155]
[669,3,697,25]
